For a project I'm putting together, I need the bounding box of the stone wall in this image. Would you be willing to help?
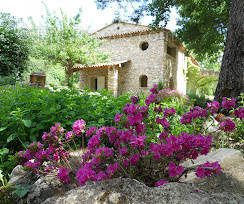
[95,22,148,37]
[97,31,166,95]
[80,23,188,96]
[79,68,108,90]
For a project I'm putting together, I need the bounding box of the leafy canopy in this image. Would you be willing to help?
[95,0,230,68]
[0,13,31,82]
[32,8,108,86]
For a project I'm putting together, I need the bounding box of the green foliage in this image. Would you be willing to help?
[22,57,66,86]
[0,84,130,153]
[187,59,218,96]
[31,8,108,86]
[11,184,33,198]
[0,13,31,83]
[187,93,211,109]
[95,0,230,67]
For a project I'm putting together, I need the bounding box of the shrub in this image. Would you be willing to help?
[0,84,131,179]
[16,84,243,189]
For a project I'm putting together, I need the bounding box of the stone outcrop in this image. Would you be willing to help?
[8,148,244,203]
[43,178,244,204]
[182,148,244,195]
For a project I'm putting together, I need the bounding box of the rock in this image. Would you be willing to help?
[43,178,244,204]
[8,165,33,186]
[26,173,74,204]
[8,149,244,204]
[182,148,244,194]
[7,166,74,204]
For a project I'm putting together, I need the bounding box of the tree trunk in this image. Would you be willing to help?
[214,0,244,102]
[65,62,74,87]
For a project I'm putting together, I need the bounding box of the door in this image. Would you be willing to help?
[97,76,105,90]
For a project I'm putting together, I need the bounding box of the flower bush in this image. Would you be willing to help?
[16,85,243,188]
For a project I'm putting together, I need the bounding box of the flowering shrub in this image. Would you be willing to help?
[16,85,243,188]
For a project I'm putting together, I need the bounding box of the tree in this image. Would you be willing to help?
[0,13,31,84]
[214,0,244,102]
[33,9,108,86]
[95,0,244,101]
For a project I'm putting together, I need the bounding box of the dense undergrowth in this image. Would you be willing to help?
[0,84,243,203]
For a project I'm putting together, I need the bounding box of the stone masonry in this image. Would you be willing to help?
[75,22,192,96]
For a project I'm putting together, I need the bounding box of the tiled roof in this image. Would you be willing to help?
[72,60,130,72]
[96,28,170,39]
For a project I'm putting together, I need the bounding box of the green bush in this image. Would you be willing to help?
[0,84,130,152]
[187,93,211,109]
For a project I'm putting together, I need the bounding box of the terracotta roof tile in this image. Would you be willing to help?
[72,60,130,72]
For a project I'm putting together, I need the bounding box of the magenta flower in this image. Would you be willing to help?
[129,153,140,165]
[219,119,235,132]
[155,180,169,187]
[234,108,244,119]
[145,94,157,106]
[222,97,236,109]
[168,162,184,178]
[159,132,168,140]
[94,171,107,181]
[163,108,176,117]
[130,135,147,149]
[119,146,128,156]
[131,96,140,104]
[156,117,170,129]
[88,135,101,152]
[57,168,70,183]
[115,113,123,124]
[86,127,98,138]
[106,163,120,176]
[196,161,221,178]
[76,167,96,186]
[65,131,73,140]
[73,119,86,136]
[207,101,220,114]
[95,147,114,157]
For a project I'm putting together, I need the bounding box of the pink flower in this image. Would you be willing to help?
[131,96,140,104]
[87,135,101,152]
[155,180,169,187]
[145,94,157,106]
[234,108,244,119]
[86,127,98,137]
[65,131,73,140]
[129,153,140,165]
[76,167,96,186]
[95,147,114,157]
[196,161,221,178]
[163,108,176,117]
[168,162,184,178]
[57,168,70,183]
[156,117,170,129]
[115,113,123,124]
[94,171,107,181]
[219,119,235,132]
[130,135,147,149]
[222,97,235,109]
[106,163,120,176]
[119,146,128,156]
[73,119,86,136]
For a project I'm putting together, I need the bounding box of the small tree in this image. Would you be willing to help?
[33,9,108,87]
[0,13,31,84]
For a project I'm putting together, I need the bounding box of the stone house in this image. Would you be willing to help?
[73,22,200,96]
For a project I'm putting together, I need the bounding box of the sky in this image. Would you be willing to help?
[0,0,179,32]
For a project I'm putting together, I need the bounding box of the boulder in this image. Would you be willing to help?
[182,148,244,194]
[7,149,244,203]
[43,178,244,204]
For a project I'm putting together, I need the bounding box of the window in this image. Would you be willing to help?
[140,41,149,51]
[117,26,120,30]
[140,75,148,87]
[167,46,176,58]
